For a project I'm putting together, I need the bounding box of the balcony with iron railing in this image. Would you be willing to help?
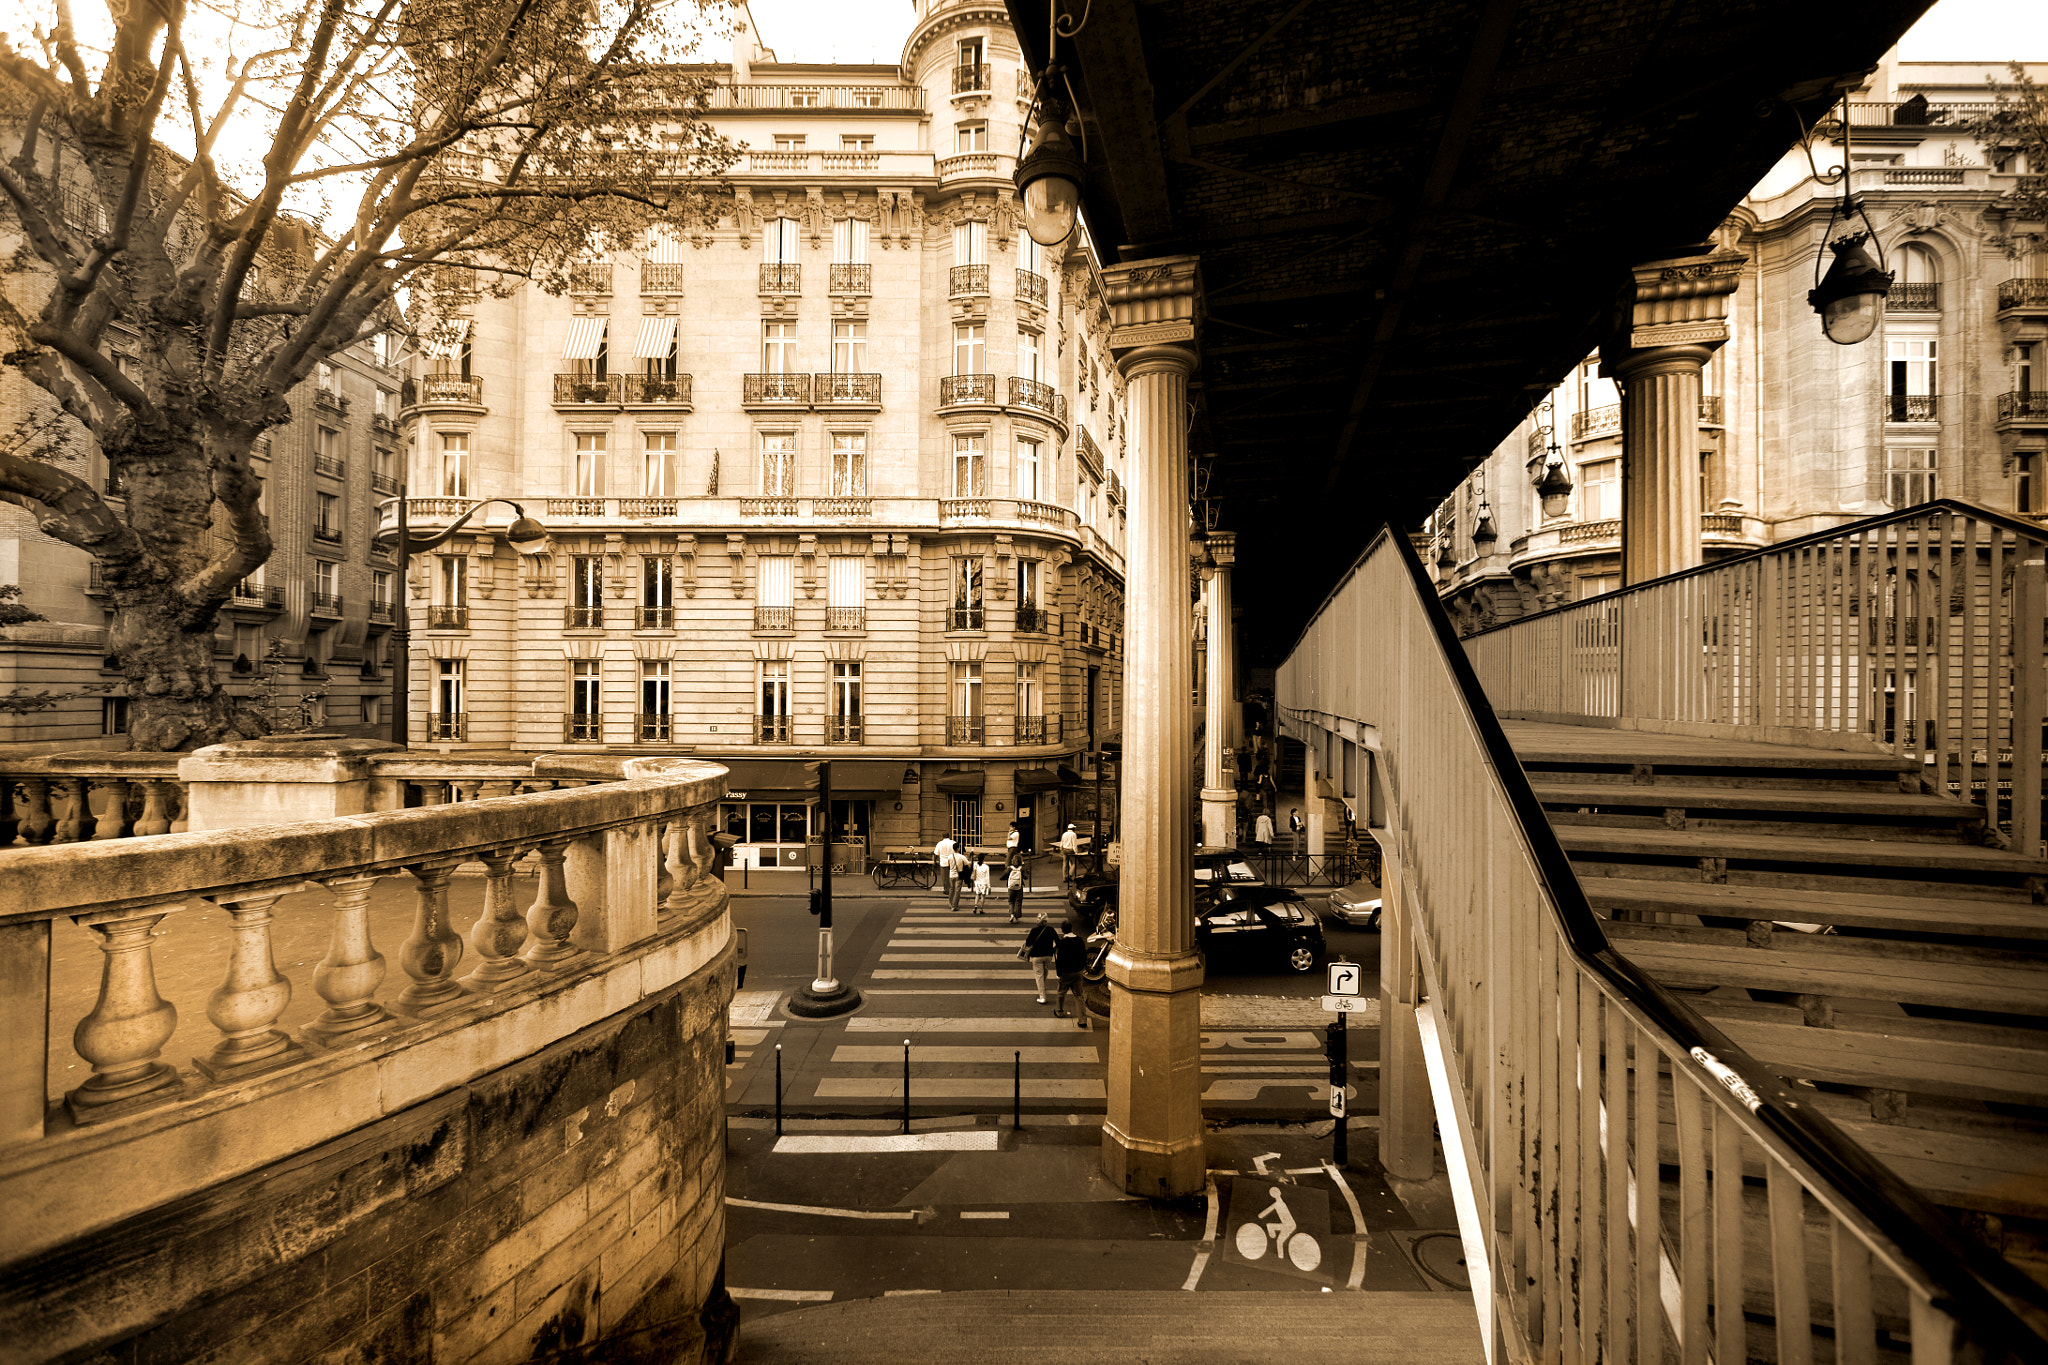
[816,372,881,406]
[412,375,483,407]
[759,263,800,294]
[1998,391,2048,425]
[553,374,617,406]
[371,471,400,495]
[939,373,997,408]
[313,389,349,416]
[951,63,991,94]
[1015,716,1048,744]
[1571,404,1621,441]
[754,605,794,632]
[103,472,126,497]
[1999,278,2048,312]
[638,605,675,629]
[313,454,345,478]
[640,263,684,293]
[1886,282,1940,311]
[950,603,985,631]
[830,263,872,294]
[1885,394,1939,423]
[618,374,693,406]
[949,263,989,297]
[828,716,864,744]
[744,373,811,406]
[1698,395,1724,425]
[426,712,466,741]
[310,592,343,617]
[568,263,613,295]
[427,605,468,629]
[562,714,602,743]
[1017,269,1047,306]
[312,525,344,546]
[1846,99,1991,126]
[757,714,790,743]
[948,715,985,744]
[565,605,603,629]
[371,413,396,437]
[230,580,285,610]
[1015,603,1046,633]
[826,607,866,632]
[368,601,394,623]
[636,713,671,743]
[1008,377,1065,423]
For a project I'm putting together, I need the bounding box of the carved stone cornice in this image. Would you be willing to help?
[1101,256,1203,362]
[1204,530,1237,570]
[1617,248,1746,354]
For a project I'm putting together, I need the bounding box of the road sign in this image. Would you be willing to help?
[1329,1086,1346,1118]
[1321,995,1371,1013]
[1326,961,1361,996]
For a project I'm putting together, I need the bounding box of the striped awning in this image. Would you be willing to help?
[421,316,470,360]
[562,316,608,361]
[633,314,679,359]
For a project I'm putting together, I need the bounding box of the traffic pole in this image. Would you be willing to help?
[774,1044,783,1137]
[902,1038,911,1134]
[787,760,863,1018]
[1013,1049,1022,1130]
[1328,1015,1348,1166]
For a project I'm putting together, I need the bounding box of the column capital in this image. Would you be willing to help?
[1102,255,1203,371]
[1602,246,1746,366]
[1203,530,1236,569]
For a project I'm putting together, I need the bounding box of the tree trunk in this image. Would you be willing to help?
[108,587,268,752]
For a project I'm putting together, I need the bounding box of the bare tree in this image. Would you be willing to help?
[0,0,736,749]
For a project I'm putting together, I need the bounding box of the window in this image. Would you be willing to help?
[234,623,263,663]
[952,433,986,497]
[567,660,602,740]
[828,556,863,631]
[637,661,671,741]
[1080,477,1097,528]
[763,322,797,373]
[1016,661,1043,742]
[1015,437,1041,501]
[760,433,795,496]
[316,361,336,393]
[102,696,129,736]
[1888,338,1938,421]
[1018,558,1041,612]
[758,554,794,631]
[773,134,806,151]
[568,555,603,627]
[765,217,799,263]
[1579,574,1619,600]
[950,796,980,845]
[1886,448,1938,506]
[1700,450,1718,511]
[315,559,338,596]
[833,216,869,264]
[1881,669,1919,746]
[643,432,675,495]
[439,432,470,497]
[2019,454,2041,517]
[315,492,340,538]
[831,432,866,495]
[1017,329,1041,383]
[951,661,984,743]
[841,135,874,151]
[574,432,607,496]
[956,123,988,154]
[832,321,868,373]
[952,555,984,629]
[318,425,343,467]
[759,660,791,741]
[2017,342,2036,396]
[953,220,987,266]
[852,90,884,108]
[643,556,674,628]
[433,659,464,736]
[1019,234,1041,276]
[953,324,985,375]
[1579,458,1619,521]
[958,37,984,67]
[372,570,392,607]
[831,661,862,742]
[361,695,381,726]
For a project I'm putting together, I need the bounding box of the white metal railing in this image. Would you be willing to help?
[1463,500,2048,853]
[1278,526,2048,1363]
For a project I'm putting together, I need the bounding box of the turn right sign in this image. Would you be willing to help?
[1326,961,1361,997]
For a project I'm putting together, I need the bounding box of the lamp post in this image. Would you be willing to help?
[375,490,549,746]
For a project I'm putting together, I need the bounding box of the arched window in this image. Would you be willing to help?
[1890,244,1940,311]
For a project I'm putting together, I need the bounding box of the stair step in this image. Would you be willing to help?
[1582,877,2048,940]
[1532,781,1972,822]
[1559,825,2048,875]
[1502,722,1916,773]
[1605,922,2048,1016]
[1693,997,2048,1106]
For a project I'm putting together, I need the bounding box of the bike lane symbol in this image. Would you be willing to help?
[1223,1178,1332,1279]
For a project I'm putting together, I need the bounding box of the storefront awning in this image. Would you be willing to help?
[823,760,911,798]
[562,315,608,361]
[717,759,818,800]
[1012,767,1061,794]
[933,769,986,795]
[633,314,679,359]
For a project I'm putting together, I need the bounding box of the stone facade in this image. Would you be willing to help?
[1425,49,2048,633]
[397,2,1127,855]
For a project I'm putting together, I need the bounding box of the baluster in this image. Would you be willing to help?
[67,909,184,1121]
[20,777,54,844]
[197,892,304,1080]
[167,779,190,834]
[523,839,583,966]
[396,859,467,1013]
[92,778,131,840]
[657,821,680,922]
[480,781,516,800]
[53,777,88,843]
[309,874,393,1041]
[417,782,447,807]
[133,779,175,836]
[465,849,531,985]
[0,779,15,847]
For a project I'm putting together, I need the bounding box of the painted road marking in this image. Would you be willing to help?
[879,954,1030,962]
[727,1197,918,1220]
[882,940,1022,948]
[1203,1063,1341,1074]
[872,969,1038,979]
[1203,1031,1326,1050]
[770,1131,1001,1154]
[864,989,1038,996]
[848,1017,1093,1032]
[833,1045,1097,1063]
[960,1210,1011,1220]
[729,1288,835,1302]
[1184,1170,1222,1290]
[815,1078,1106,1099]
[1201,1080,1359,1102]
[883,1290,943,1297]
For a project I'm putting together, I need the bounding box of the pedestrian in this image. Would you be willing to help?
[1289,806,1305,852]
[1253,809,1274,853]
[1058,823,1081,881]
[945,843,967,912]
[1006,861,1025,922]
[1022,913,1059,1003]
[972,854,992,913]
[1053,925,1088,1024]
[1005,819,1021,864]
[933,833,955,890]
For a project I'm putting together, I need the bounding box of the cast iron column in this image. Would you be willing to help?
[1199,532,1237,847]
[1101,256,1206,1199]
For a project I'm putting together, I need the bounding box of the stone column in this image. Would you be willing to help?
[1101,255,1206,1199]
[1302,739,1326,858]
[1602,249,1745,584]
[1199,533,1237,848]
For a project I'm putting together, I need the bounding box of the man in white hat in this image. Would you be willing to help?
[1057,822,1081,882]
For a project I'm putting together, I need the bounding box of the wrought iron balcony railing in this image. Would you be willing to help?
[828,716,864,744]
[637,713,672,743]
[754,605,794,632]
[757,714,790,743]
[417,375,482,406]
[1016,268,1047,306]
[948,716,985,744]
[639,605,675,629]
[759,263,800,294]
[1698,395,1724,424]
[940,373,997,406]
[1999,278,2048,311]
[427,712,466,741]
[817,372,881,404]
[368,602,394,623]
[1886,282,1940,311]
[830,263,872,294]
[314,389,348,415]
[949,263,989,297]
[565,605,604,628]
[1998,392,2048,423]
[313,526,344,545]
[951,604,984,631]
[568,263,613,294]
[313,454,345,478]
[641,263,684,293]
[554,374,616,404]
[1885,394,1939,423]
[951,63,991,93]
[563,713,602,743]
[311,592,343,616]
[427,606,468,628]
[103,473,126,497]
[1008,377,1063,421]
[1015,603,1044,633]
[1016,716,1047,744]
[231,581,285,609]
[744,373,811,404]
[1572,404,1621,440]
[826,607,865,632]
[618,374,693,405]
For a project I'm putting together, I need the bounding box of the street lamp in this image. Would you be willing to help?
[1016,96,1085,248]
[373,491,549,746]
[1800,94,1891,345]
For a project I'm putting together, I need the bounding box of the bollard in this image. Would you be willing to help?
[775,1044,783,1137]
[1013,1049,1022,1130]
[902,1038,911,1134]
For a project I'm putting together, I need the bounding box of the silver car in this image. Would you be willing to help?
[1326,879,1382,929]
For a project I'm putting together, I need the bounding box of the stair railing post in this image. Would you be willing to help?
[2015,550,2045,856]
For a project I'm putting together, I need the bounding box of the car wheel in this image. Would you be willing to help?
[1287,945,1317,973]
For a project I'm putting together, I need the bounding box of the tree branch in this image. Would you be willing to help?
[0,449,142,560]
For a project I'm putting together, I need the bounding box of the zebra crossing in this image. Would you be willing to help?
[720,908,1378,1116]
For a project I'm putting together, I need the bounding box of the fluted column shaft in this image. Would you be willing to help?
[1617,345,1711,584]
[1200,533,1238,848]
[1101,254,1206,1200]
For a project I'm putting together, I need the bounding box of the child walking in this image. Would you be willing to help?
[971,854,993,914]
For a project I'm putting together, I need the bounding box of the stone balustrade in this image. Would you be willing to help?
[1,754,190,847]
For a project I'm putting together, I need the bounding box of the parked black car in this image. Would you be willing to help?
[1195,885,1327,972]
[1067,875,1117,933]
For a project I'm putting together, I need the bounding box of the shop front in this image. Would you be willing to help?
[716,759,909,871]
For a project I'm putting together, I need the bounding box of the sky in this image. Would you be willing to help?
[741,0,2048,65]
